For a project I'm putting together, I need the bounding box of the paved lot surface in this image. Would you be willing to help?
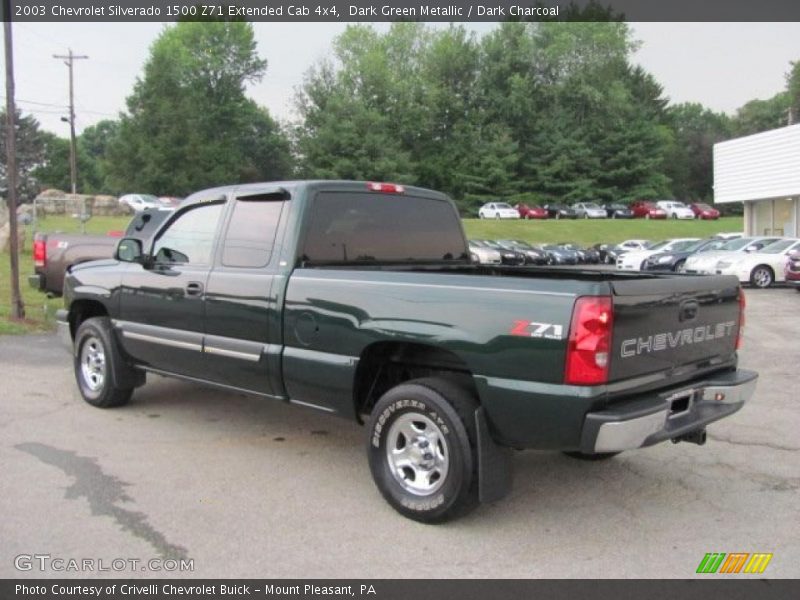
[1,288,798,579]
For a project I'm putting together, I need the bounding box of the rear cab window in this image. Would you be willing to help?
[301,191,468,265]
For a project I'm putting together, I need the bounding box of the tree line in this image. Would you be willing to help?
[1,19,798,216]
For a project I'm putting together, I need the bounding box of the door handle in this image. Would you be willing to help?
[185,282,204,296]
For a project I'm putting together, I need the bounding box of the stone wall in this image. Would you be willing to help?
[33,189,133,217]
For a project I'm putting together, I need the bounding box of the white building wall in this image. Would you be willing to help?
[714,124,800,204]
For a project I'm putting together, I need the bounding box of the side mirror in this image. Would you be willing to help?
[116,237,151,267]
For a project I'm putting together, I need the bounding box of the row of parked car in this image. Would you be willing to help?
[468,239,646,267]
[615,235,800,289]
[470,233,800,290]
[478,200,721,220]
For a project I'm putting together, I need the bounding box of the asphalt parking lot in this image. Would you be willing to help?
[1,287,798,579]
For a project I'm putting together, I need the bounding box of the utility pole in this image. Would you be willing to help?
[4,5,25,319]
[53,49,88,194]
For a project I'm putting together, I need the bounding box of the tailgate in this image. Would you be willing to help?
[609,275,741,381]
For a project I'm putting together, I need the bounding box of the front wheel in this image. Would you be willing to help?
[74,317,133,408]
[367,378,479,523]
[750,265,774,289]
[674,260,686,273]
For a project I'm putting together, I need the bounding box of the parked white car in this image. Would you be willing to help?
[478,202,520,220]
[616,238,700,271]
[573,202,607,219]
[118,194,160,212]
[656,200,695,220]
[714,238,800,288]
[616,239,651,252]
[684,236,783,275]
[468,240,503,265]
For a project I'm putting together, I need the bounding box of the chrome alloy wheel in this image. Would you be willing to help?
[386,412,449,496]
[80,336,106,392]
[752,267,772,288]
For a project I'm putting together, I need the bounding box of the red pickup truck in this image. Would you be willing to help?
[29,209,171,295]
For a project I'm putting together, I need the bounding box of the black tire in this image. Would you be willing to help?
[73,317,133,408]
[673,259,686,273]
[749,265,774,289]
[563,451,621,461]
[367,377,479,523]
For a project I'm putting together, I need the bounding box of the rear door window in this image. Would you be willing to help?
[221,197,286,268]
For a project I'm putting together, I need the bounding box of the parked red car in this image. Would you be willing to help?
[630,200,667,219]
[690,202,721,220]
[515,203,548,219]
[786,250,800,292]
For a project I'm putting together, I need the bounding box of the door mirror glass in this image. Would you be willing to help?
[116,238,143,263]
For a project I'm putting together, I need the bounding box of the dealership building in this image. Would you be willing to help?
[714,123,800,237]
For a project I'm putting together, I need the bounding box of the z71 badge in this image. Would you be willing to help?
[510,320,564,340]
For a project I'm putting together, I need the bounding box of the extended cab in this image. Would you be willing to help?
[57,181,757,522]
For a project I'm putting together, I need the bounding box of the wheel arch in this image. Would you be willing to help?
[68,299,110,339]
[353,341,478,422]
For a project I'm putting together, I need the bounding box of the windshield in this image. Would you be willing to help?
[495,203,513,209]
[759,239,798,254]
[668,240,699,252]
[583,203,600,209]
[720,238,757,251]
[647,241,669,251]
[696,203,712,210]
[693,239,725,253]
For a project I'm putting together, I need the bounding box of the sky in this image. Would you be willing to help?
[3,22,799,136]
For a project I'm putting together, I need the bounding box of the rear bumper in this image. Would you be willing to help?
[579,369,758,453]
[56,309,72,350]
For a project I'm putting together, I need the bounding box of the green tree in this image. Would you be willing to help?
[786,61,800,124]
[107,21,291,196]
[664,103,731,201]
[0,110,48,201]
[31,133,100,193]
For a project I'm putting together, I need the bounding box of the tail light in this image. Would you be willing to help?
[33,235,46,268]
[565,296,613,385]
[736,290,746,350]
[367,182,404,194]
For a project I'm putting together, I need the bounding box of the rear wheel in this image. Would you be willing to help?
[74,317,133,408]
[750,265,774,289]
[367,377,479,523]
[563,451,621,461]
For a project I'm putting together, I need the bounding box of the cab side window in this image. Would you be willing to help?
[153,203,224,265]
[221,199,286,268]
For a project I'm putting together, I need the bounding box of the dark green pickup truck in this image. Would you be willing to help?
[57,181,757,522]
